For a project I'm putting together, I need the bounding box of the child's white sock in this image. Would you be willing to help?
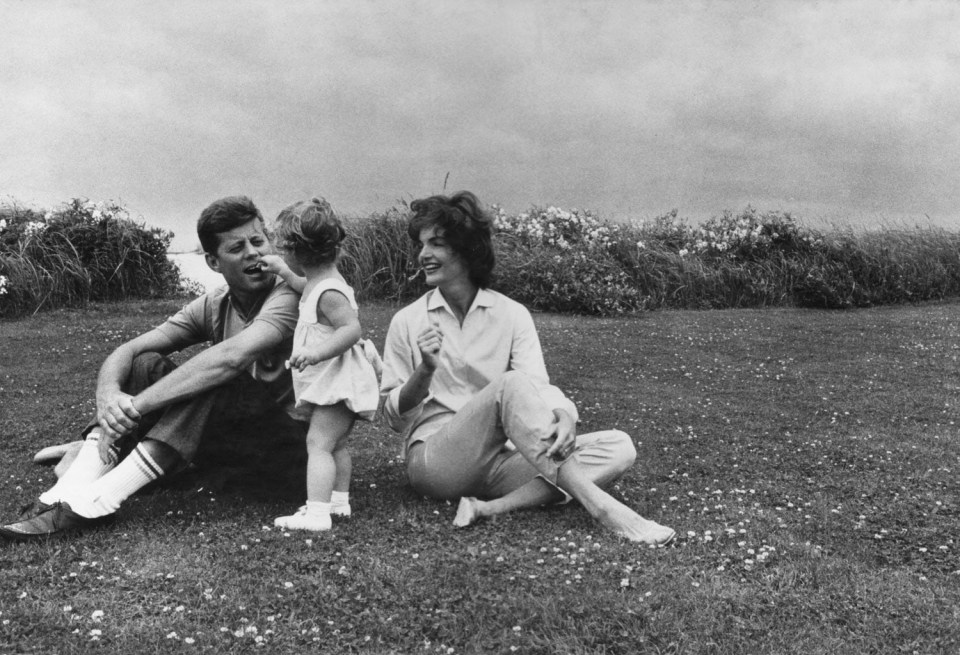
[274,500,332,531]
[330,491,351,517]
[64,443,163,518]
[39,430,119,506]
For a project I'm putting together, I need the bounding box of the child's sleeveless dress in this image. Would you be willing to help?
[292,278,381,421]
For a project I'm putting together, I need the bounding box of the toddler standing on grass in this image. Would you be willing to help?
[260,197,381,531]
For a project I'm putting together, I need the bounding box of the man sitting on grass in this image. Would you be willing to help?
[1,196,307,541]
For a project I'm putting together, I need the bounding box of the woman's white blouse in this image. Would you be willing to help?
[381,288,578,444]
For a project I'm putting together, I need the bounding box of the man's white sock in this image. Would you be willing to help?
[65,443,163,518]
[39,430,118,505]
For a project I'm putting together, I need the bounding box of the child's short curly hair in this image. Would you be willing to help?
[273,197,346,268]
[407,190,495,288]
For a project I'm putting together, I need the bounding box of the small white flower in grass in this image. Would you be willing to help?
[166,631,179,639]
[184,637,195,645]
[620,578,630,588]
[305,539,313,546]
[512,626,521,632]
[175,605,185,612]
[283,582,293,589]
[91,610,104,622]
[63,605,72,613]
[18,592,26,599]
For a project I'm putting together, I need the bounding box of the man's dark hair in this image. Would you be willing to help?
[197,196,264,254]
[407,190,495,288]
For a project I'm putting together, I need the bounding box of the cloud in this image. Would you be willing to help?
[2,0,959,249]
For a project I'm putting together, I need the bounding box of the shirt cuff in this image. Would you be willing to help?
[383,386,433,433]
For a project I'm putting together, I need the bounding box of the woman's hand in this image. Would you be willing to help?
[416,327,443,372]
[546,408,577,460]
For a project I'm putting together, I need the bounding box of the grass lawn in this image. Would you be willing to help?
[1,299,958,654]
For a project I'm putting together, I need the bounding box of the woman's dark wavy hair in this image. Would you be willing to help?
[407,190,495,288]
[272,197,346,268]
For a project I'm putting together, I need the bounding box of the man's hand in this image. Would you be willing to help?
[416,326,443,372]
[96,430,120,465]
[96,390,142,442]
[546,408,577,459]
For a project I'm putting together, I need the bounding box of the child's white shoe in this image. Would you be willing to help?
[274,505,331,532]
[330,491,351,517]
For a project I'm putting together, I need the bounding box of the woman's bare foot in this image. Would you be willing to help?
[596,502,675,545]
[453,497,483,527]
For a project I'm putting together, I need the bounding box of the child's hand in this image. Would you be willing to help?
[287,347,323,372]
[258,254,288,276]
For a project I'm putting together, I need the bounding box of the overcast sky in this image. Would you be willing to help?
[3,1,959,250]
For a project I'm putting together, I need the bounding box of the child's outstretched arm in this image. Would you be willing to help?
[259,254,307,293]
[288,290,362,370]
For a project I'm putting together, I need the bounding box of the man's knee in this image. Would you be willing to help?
[128,352,176,390]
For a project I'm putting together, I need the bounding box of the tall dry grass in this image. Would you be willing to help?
[0,200,181,318]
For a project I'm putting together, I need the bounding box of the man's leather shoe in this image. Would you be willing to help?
[0,502,110,541]
[17,500,54,520]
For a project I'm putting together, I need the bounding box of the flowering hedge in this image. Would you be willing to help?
[5,197,959,318]
[489,204,960,314]
[0,199,182,318]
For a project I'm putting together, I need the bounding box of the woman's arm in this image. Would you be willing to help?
[508,307,579,421]
[396,327,441,414]
[287,290,361,370]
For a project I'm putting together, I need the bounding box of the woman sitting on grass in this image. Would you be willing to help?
[380,191,675,545]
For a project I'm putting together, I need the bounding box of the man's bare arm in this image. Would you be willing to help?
[96,328,186,439]
[130,320,286,415]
